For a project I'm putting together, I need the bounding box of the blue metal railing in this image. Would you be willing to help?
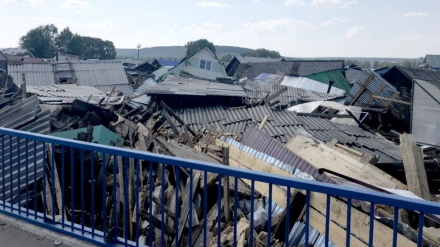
[1,127,440,246]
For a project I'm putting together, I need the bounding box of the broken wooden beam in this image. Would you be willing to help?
[399,133,431,200]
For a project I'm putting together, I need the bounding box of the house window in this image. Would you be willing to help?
[199,60,212,71]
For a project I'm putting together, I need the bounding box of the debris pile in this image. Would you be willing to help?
[1,51,440,246]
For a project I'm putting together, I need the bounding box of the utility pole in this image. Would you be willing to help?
[137,43,142,60]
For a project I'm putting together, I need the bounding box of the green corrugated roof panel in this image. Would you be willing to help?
[51,125,122,146]
[305,69,351,93]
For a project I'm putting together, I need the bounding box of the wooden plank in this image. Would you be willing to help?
[284,134,406,190]
[400,133,430,200]
[308,208,368,247]
[160,101,197,137]
[367,82,387,104]
[372,94,411,106]
[162,109,180,135]
[177,170,202,244]
[258,115,269,129]
[222,147,230,223]
[310,192,416,247]
[263,86,287,104]
[47,144,66,220]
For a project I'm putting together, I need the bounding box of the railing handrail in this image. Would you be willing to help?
[1,127,440,215]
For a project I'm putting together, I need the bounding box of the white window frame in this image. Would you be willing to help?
[199,59,212,71]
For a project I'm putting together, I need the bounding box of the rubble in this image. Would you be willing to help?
[1,54,440,247]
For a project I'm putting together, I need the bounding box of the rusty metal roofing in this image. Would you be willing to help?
[0,95,50,203]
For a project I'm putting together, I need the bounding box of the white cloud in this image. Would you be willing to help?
[169,22,223,36]
[195,1,230,8]
[1,0,44,5]
[398,34,426,42]
[321,17,348,26]
[334,26,363,41]
[243,18,315,34]
[58,0,92,10]
[403,12,429,18]
[283,0,305,6]
[81,22,118,31]
[311,0,358,8]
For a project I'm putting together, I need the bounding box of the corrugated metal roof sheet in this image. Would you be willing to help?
[244,81,344,106]
[142,75,246,97]
[27,85,124,105]
[280,76,345,96]
[8,63,55,86]
[0,95,50,204]
[8,60,133,96]
[305,69,351,93]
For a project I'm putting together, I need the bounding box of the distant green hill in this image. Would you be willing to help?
[116,45,254,60]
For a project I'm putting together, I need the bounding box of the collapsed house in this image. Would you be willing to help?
[1,52,440,247]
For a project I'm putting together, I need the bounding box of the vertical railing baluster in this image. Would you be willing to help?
[417,212,425,247]
[305,191,310,246]
[176,166,181,247]
[91,150,95,238]
[161,164,165,246]
[33,140,37,219]
[285,186,291,247]
[148,161,153,247]
[51,143,55,223]
[234,177,239,247]
[124,157,129,245]
[325,194,331,247]
[102,153,107,240]
[9,136,13,212]
[250,180,255,247]
[392,207,399,247]
[61,146,65,229]
[346,199,352,247]
[42,142,46,217]
[203,170,207,247]
[70,147,74,231]
[17,137,21,214]
[1,135,5,210]
[113,155,118,241]
[80,149,85,235]
[189,168,193,246]
[267,183,272,247]
[135,159,140,247]
[217,174,222,247]
[369,202,375,247]
[25,139,29,216]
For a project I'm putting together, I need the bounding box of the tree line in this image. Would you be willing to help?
[345,59,421,69]
[19,24,116,59]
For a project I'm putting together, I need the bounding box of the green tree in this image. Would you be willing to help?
[19,24,117,60]
[185,39,216,57]
[242,48,281,58]
[220,54,233,63]
[55,27,74,53]
[19,24,58,58]
[372,60,380,69]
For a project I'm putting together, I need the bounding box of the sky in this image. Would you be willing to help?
[0,0,439,58]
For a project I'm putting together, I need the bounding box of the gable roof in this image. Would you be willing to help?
[233,60,344,79]
[0,50,7,61]
[305,69,351,93]
[388,66,440,91]
[424,54,440,69]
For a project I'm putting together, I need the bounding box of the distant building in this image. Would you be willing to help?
[225,55,283,77]
[133,61,158,73]
[167,48,228,81]
[0,50,7,71]
[1,47,33,56]
[53,52,80,62]
[421,54,440,71]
